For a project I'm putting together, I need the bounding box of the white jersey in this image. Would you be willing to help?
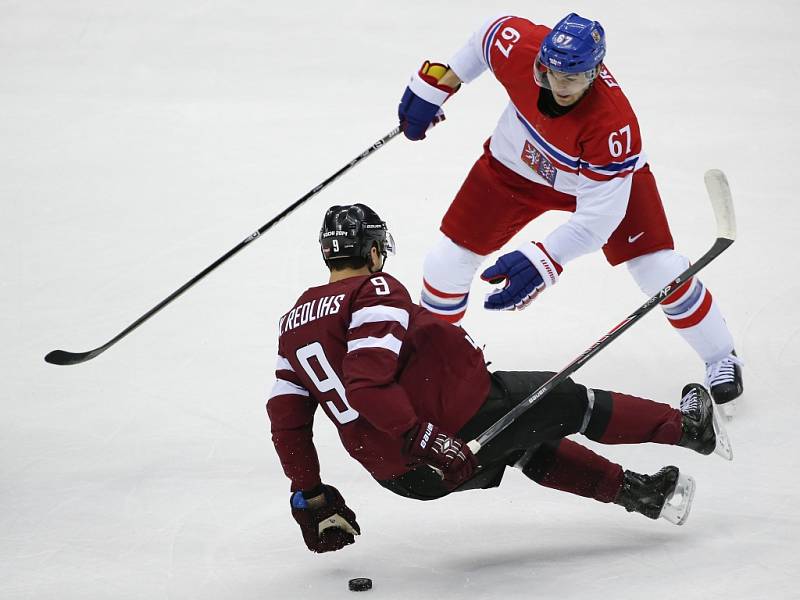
[447,15,648,265]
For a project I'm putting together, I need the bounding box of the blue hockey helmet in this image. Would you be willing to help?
[535,13,605,87]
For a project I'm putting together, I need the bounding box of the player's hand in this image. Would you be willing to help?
[481,242,562,311]
[398,61,459,140]
[404,422,477,488]
[290,485,361,553]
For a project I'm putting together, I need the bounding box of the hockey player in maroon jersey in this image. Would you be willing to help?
[267,204,732,554]
[397,13,743,413]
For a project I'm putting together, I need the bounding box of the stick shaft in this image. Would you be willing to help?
[45,127,402,365]
[468,169,736,454]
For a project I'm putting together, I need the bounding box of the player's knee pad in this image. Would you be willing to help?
[423,234,485,291]
[421,234,485,322]
[626,249,689,296]
[493,371,589,449]
[579,388,614,440]
[553,378,592,432]
[495,371,588,431]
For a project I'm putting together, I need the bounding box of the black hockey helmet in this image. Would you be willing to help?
[319,204,395,264]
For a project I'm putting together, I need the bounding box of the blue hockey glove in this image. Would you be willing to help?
[398,61,459,140]
[481,242,562,311]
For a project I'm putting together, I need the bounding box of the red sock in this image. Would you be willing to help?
[587,390,682,445]
[524,439,624,503]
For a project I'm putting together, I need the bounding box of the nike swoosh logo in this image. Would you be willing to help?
[628,232,645,243]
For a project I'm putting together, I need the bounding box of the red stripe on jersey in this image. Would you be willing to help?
[580,166,635,183]
[552,161,580,175]
[668,290,713,329]
[423,278,466,299]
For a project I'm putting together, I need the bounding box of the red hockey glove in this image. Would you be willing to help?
[481,241,562,311]
[398,61,459,140]
[404,422,478,488]
[290,485,361,553]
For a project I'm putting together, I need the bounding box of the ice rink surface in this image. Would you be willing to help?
[3,1,800,598]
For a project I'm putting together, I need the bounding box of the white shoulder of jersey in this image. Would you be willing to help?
[447,13,513,83]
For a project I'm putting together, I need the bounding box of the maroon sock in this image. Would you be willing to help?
[525,439,624,503]
[586,390,682,445]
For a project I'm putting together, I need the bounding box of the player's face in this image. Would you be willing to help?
[545,69,592,106]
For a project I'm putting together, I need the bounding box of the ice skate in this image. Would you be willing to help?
[705,350,743,419]
[614,466,696,526]
[678,384,733,461]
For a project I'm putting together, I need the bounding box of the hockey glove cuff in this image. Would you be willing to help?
[481,242,562,311]
[398,61,459,140]
[290,484,361,553]
[404,422,477,489]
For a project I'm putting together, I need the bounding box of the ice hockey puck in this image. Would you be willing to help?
[348,578,372,592]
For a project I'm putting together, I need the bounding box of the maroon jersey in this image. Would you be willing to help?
[267,272,489,491]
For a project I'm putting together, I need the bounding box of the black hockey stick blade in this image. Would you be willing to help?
[467,169,737,454]
[45,347,108,366]
[44,126,402,366]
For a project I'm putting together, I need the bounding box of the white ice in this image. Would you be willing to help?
[3,1,799,598]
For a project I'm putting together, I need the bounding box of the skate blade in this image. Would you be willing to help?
[660,472,696,526]
[711,401,734,461]
[718,400,737,421]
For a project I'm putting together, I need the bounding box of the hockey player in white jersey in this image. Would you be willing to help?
[396,13,743,412]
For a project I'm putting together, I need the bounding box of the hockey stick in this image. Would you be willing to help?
[45,126,402,366]
[467,169,737,454]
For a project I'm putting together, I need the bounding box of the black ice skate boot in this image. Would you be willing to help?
[705,350,743,416]
[613,466,695,526]
[678,383,733,461]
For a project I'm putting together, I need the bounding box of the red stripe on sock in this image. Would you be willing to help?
[668,290,713,329]
[423,279,466,300]
[660,277,694,306]
[426,308,466,324]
